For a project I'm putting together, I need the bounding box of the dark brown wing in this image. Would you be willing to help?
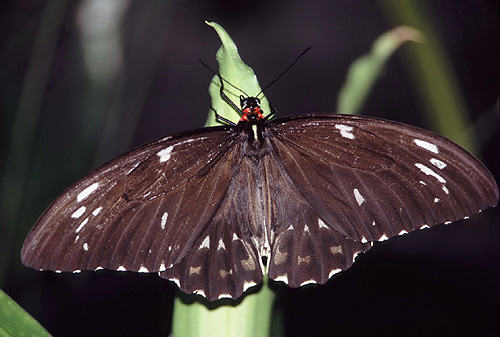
[265,114,497,286]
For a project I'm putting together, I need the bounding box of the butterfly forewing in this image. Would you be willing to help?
[268,114,498,244]
[21,126,239,274]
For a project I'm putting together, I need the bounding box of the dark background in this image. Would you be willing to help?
[1,1,498,336]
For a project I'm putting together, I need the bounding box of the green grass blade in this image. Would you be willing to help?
[378,0,475,152]
[0,289,52,337]
[336,26,422,116]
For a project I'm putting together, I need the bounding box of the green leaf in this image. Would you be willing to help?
[204,21,271,127]
[0,289,52,337]
[336,26,422,115]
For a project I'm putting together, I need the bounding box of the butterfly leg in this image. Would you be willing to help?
[211,106,236,126]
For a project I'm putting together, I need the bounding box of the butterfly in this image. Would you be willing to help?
[21,92,498,301]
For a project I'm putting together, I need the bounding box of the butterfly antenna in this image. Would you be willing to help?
[198,59,249,97]
[256,47,311,97]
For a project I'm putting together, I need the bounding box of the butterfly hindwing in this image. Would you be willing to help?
[262,154,371,287]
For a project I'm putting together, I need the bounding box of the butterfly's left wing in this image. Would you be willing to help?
[265,114,498,287]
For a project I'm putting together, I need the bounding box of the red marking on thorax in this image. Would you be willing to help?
[239,107,264,122]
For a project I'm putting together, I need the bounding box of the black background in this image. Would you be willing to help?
[1,1,498,336]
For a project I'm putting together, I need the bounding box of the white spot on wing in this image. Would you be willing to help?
[159,263,166,271]
[92,207,102,216]
[218,294,233,299]
[442,185,449,194]
[329,268,342,278]
[361,237,368,243]
[287,225,294,231]
[232,233,239,241]
[300,279,316,286]
[138,266,149,273]
[71,206,86,219]
[77,183,99,202]
[399,230,408,235]
[420,224,430,229]
[318,218,328,229]
[379,234,389,241]
[304,225,310,233]
[352,251,362,262]
[157,145,174,162]
[73,270,81,273]
[160,211,168,230]
[217,238,226,250]
[170,277,180,287]
[95,266,103,271]
[353,188,365,206]
[414,139,438,154]
[335,124,355,139]
[430,158,447,169]
[193,289,206,297]
[117,266,127,271]
[199,236,210,249]
[75,218,89,233]
[83,242,89,251]
[243,281,257,292]
[434,197,440,203]
[274,274,289,284]
[372,220,377,226]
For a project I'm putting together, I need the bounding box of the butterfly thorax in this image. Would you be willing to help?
[239,96,264,123]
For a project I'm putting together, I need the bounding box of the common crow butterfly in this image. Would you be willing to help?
[21,75,498,301]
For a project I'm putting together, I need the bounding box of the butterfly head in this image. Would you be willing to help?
[239,95,264,123]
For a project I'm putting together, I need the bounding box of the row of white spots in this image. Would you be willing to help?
[335,124,355,139]
[415,163,449,195]
[353,188,365,206]
[160,211,168,230]
[157,145,174,162]
[414,139,438,154]
[415,163,446,184]
[77,182,100,202]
